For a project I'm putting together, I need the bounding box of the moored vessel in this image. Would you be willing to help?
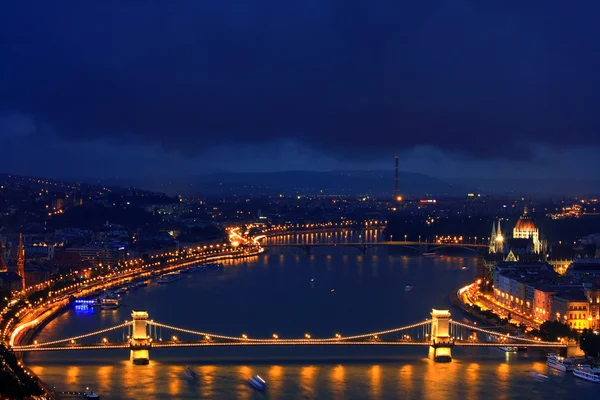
[100,298,122,309]
[573,365,600,383]
[157,272,182,283]
[546,353,574,372]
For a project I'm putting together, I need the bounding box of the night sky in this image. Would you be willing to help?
[1,1,599,181]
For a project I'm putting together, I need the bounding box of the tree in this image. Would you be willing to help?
[539,320,578,342]
[580,329,600,358]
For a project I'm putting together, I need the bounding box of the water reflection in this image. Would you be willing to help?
[300,365,317,398]
[66,366,79,386]
[97,366,113,393]
[235,366,253,400]
[268,365,283,397]
[398,364,413,397]
[168,365,184,397]
[369,365,382,400]
[199,365,216,399]
[466,363,480,400]
[330,364,345,397]
[496,363,510,400]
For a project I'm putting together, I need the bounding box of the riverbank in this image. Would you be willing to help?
[449,288,519,334]
[2,247,263,398]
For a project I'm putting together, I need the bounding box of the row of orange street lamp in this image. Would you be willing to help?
[2,225,264,344]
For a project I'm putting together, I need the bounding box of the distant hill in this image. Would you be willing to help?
[173,170,469,197]
[447,178,600,198]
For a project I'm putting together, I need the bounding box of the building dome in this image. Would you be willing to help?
[514,218,537,233]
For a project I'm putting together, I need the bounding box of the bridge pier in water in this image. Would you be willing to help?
[429,309,453,362]
[130,311,151,365]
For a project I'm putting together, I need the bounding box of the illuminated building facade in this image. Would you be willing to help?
[512,207,542,254]
[552,292,590,330]
[488,220,504,254]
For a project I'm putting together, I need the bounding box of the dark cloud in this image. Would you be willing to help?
[1,0,599,162]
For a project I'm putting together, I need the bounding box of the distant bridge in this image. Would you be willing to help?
[259,241,488,254]
[12,309,565,364]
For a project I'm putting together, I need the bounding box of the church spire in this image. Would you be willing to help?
[17,233,25,290]
[497,220,502,237]
[489,221,497,253]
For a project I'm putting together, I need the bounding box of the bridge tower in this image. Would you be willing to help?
[129,311,151,365]
[429,309,453,362]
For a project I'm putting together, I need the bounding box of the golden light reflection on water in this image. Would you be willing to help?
[531,361,546,374]
[330,364,345,396]
[300,365,317,398]
[234,366,252,400]
[398,364,413,395]
[268,365,283,397]
[495,362,510,400]
[168,365,184,397]
[466,363,480,400]
[199,365,216,399]
[66,366,79,386]
[97,366,113,392]
[122,360,155,398]
[497,362,509,379]
[369,365,382,400]
[30,365,43,379]
[237,365,252,380]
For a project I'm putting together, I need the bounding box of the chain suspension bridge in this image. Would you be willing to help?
[11,309,566,364]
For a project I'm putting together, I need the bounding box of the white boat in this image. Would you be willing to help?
[405,285,413,292]
[100,298,122,309]
[546,353,574,372]
[423,252,437,257]
[573,365,600,383]
[157,273,182,284]
[499,346,518,352]
[248,375,267,391]
[531,371,549,381]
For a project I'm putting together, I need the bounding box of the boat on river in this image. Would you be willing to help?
[157,273,182,284]
[547,353,574,372]
[184,366,199,380]
[248,375,267,391]
[573,365,600,383]
[100,298,122,310]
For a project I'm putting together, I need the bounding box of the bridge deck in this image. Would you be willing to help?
[12,340,565,352]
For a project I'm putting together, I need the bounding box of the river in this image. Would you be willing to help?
[27,245,597,399]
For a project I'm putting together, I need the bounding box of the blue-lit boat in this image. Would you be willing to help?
[248,375,267,391]
[184,366,199,380]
